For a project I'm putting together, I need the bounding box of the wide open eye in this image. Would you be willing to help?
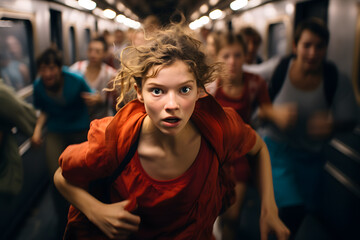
[151,88,163,96]
[180,86,191,94]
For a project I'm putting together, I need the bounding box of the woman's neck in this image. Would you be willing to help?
[140,116,198,154]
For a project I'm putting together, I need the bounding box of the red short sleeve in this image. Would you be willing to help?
[59,117,115,187]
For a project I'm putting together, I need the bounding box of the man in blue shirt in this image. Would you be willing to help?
[32,48,93,175]
[31,48,94,238]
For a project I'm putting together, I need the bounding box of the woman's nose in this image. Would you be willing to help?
[164,92,179,110]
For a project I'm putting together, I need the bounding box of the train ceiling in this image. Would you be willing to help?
[91,0,234,25]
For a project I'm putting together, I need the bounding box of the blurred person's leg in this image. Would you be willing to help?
[46,132,69,240]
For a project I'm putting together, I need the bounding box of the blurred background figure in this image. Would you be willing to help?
[199,26,211,45]
[31,48,94,239]
[263,18,357,240]
[105,29,128,69]
[0,77,36,197]
[205,31,220,64]
[240,26,281,84]
[239,26,263,64]
[6,35,30,67]
[105,29,129,70]
[206,32,292,240]
[0,37,30,90]
[70,37,117,120]
[132,29,146,47]
[143,14,161,35]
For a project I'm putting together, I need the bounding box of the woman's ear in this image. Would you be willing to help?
[134,83,144,102]
[198,87,206,98]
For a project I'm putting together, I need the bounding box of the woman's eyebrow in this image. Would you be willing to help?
[146,80,196,87]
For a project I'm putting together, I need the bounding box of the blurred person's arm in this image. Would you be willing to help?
[31,111,47,147]
[258,103,298,131]
[81,92,103,107]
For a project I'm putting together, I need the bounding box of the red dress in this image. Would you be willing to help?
[215,72,270,181]
[59,95,256,239]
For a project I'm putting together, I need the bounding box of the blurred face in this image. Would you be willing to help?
[6,36,23,59]
[136,60,200,136]
[206,35,216,59]
[217,43,245,81]
[38,63,62,91]
[133,31,145,47]
[87,41,106,65]
[114,31,124,44]
[245,36,260,64]
[294,29,327,72]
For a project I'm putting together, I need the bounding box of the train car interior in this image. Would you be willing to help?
[0,0,359,239]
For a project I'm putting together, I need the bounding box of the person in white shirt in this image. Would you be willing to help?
[70,37,117,120]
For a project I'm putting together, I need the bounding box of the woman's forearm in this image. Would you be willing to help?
[248,134,277,213]
[53,168,101,220]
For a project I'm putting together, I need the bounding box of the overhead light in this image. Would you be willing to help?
[286,3,294,14]
[117,2,125,11]
[103,9,116,19]
[105,0,115,4]
[93,7,103,17]
[191,11,200,21]
[124,18,141,29]
[209,9,223,20]
[200,4,209,14]
[199,16,210,25]
[230,0,248,11]
[64,0,80,9]
[209,0,219,6]
[189,16,209,30]
[78,0,96,11]
[116,14,126,23]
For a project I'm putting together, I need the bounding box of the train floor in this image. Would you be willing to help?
[13,184,335,240]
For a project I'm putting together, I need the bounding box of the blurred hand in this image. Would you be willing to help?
[88,199,140,240]
[31,129,42,147]
[81,92,102,107]
[307,111,333,139]
[271,103,298,131]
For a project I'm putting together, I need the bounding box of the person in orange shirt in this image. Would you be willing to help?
[53,22,289,240]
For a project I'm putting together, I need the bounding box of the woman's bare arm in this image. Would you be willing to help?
[53,168,140,239]
[247,133,290,240]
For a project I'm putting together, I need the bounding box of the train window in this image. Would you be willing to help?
[50,9,63,51]
[79,28,92,60]
[267,22,287,59]
[68,26,77,65]
[0,18,34,91]
[85,28,91,45]
[353,6,360,105]
[95,19,98,33]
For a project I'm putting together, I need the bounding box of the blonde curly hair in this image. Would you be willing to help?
[111,22,219,110]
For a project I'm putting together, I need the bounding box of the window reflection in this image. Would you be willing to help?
[0,19,33,91]
[267,22,287,59]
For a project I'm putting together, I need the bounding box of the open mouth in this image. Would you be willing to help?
[163,117,181,123]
